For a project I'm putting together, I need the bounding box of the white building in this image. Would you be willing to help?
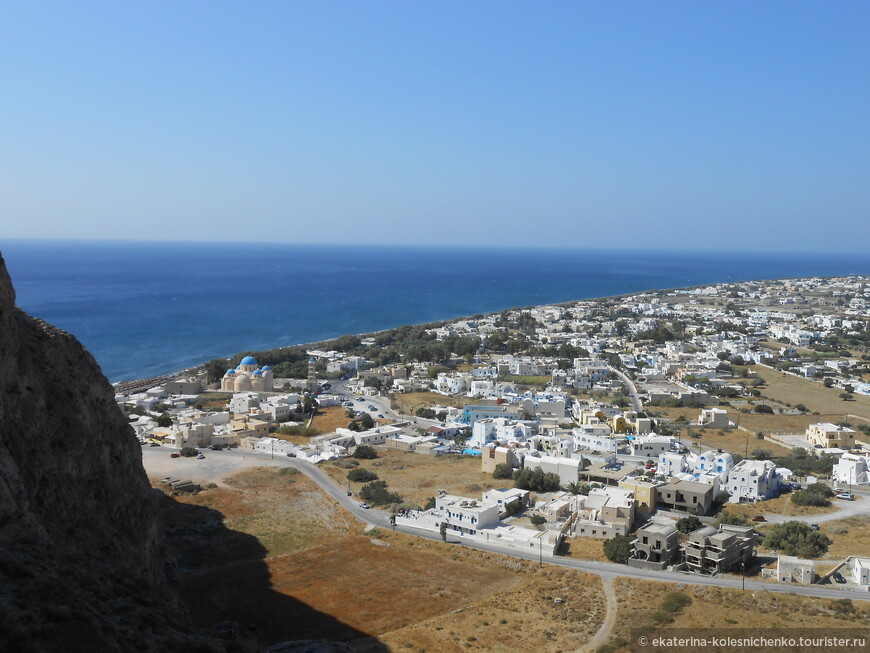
[851,557,870,585]
[523,454,582,485]
[724,459,783,503]
[572,428,619,454]
[832,453,870,486]
[630,434,673,458]
[469,418,532,449]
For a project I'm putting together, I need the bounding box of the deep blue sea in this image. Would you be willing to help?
[1,240,868,383]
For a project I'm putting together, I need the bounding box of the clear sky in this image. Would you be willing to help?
[2,2,868,252]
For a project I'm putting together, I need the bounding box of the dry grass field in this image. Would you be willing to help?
[820,517,870,560]
[721,494,838,520]
[392,391,479,412]
[602,577,870,651]
[691,428,792,456]
[751,365,870,419]
[165,465,608,650]
[311,404,354,433]
[320,448,514,506]
[561,535,610,562]
[736,412,854,434]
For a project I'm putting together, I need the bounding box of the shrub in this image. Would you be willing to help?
[276,424,321,437]
[424,496,436,510]
[353,445,378,459]
[347,468,378,483]
[755,404,774,414]
[791,482,834,507]
[529,514,547,526]
[717,510,748,526]
[492,463,514,479]
[180,447,198,457]
[676,515,702,534]
[603,535,632,564]
[503,499,524,517]
[763,521,832,558]
[661,591,692,613]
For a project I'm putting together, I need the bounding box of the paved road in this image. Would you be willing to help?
[194,446,870,603]
[609,367,643,413]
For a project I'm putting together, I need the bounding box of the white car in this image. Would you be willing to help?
[836,492,855,500]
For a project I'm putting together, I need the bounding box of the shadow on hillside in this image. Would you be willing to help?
[160,492,387,651]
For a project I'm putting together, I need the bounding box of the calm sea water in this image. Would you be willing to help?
[1,240,868,383]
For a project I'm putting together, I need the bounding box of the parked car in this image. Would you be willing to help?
[286,452,296,458]
[752,515,766,522]
[149,442,160,447]
[810,523,820,531]
[196,453,205,459]
[170,452,180,458]
[833,572,846,584]
[210,445,222,451]
[378,414,384,418]
[358,502,370,509]
[836,492,855,501]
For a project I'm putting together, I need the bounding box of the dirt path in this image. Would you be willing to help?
[583,575,617,652]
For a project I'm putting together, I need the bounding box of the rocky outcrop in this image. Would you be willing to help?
[0,252,227,651]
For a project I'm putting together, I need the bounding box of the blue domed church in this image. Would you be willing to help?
[220,356,274,392]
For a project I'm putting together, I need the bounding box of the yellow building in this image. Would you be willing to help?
[806,423,855,449]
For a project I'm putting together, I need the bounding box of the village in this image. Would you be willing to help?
[123,274,870,595]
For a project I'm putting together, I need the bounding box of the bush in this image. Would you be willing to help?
[676,515,702,534]
[492,463,514,479]
[180,447,198,457]
[424,496,436,510]
[754,404,774,414]
[276,424,321,437]
[156,413,173,427]
[529,514,547,527]
[603,535,632,564]
[791,483,834,507]
[347,468,378,483]
[359,480,403,506]
[717,510,748,526]
[661,591,692,613]
[763,521,832,558]
[353,445,378,459]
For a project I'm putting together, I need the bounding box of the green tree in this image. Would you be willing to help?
[353,445,378,459]
[424,496,436,510]
[717,510,748,526]
[359,480,403,506]
[180,447,198,457]
[155,413,173,427]
[302,394,318,414]
[359,413,375,430]
[603,535,633,564]
[529,514,547,527]
[204,358,229,383]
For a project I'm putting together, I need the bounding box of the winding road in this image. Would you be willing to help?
[155,446,870,603]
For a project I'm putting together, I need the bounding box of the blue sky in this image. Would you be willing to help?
[1,2,868,251]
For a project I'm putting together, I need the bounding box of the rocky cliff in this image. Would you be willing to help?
[0,252,224,652]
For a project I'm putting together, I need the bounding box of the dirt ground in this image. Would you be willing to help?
[690,428,792,456]
[320,448,514,506]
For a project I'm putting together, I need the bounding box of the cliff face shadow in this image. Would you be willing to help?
[159,491,388,651]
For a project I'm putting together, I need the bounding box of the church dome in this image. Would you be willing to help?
[241,356,258,366]
[226,368,236,375]
[253,370,263,376]
[262,365,271,371]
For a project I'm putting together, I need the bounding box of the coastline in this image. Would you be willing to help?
[117,271,868,389]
